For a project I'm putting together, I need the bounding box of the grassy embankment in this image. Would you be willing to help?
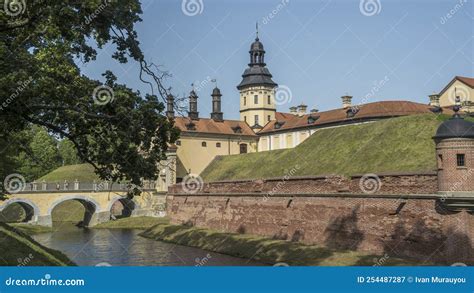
[0,222,74,266]
[141,224,422,266]
[38,163,100,182]
[201,114,473,181]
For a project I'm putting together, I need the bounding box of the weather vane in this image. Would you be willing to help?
[256,22,259,39]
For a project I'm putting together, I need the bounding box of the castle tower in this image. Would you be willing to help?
[237,26,277,131]
[433,100,474,195]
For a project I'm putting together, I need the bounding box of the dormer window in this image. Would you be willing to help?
[307,115,320,124]
[185,122,196,130]
[274,121,285,129]
[346,107,359,118]
[231,126,242,134]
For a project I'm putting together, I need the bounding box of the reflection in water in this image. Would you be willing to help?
[33,225,262,266]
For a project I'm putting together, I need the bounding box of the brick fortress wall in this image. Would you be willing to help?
[167,173,474,264]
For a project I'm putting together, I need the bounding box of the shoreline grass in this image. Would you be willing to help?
[93,216,169,230]
[9,223,53,235]
[140,223,425,266]
[0,222,75,266]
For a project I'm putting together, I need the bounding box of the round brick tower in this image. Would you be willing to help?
[433,105,474,195]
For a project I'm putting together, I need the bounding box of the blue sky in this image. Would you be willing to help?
[81,0,473,120]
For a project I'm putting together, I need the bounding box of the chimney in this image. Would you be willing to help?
[188,90,199,120]
[429,93,440,107]
[166,94,175,119]
[310,108,319,113]
[289,106,297,115]
[210,87,224,122]
[341,95,352,108]
[297,104,307,116]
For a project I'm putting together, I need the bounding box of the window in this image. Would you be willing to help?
[176,140,181,146]
[254,115,259,125]
[243,96,246,106]
[254,95,258,104]
[216,142,221,148]
[201,142,207,147]
[240,144,248,154]
[244,116,247,122]
[438,154,443,169]
[267,95,271,104]
[267,115,271,122]
[457,154,465,167]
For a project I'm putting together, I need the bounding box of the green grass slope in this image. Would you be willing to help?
[39,163,100,182]
[201,114,452,182]
[141,224,423,266]
[0,222,74,266]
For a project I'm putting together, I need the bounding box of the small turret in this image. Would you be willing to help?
[210,87,223,122]
[188,89,199,120]
[166,94,175,119]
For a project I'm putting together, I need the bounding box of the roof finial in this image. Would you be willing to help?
[211,78,217,88]
[256,22,259,40]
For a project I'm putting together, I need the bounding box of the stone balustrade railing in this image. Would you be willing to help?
[18,180,156,193]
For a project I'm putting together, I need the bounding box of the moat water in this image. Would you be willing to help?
[33,226,262,266]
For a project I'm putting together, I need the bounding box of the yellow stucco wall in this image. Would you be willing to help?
[239,85,276,127]
[175,134,258,178]
[439,80,474,112]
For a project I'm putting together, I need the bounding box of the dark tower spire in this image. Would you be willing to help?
[237,28,277,90]
[166,94,175,119]
[188,86,199,120]
[210,86,223,122]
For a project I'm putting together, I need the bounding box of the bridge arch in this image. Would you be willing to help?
[48,195,102,227]
[0,198,40,223]
[107,196,140,218]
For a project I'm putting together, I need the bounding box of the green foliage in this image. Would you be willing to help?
[58,139,82,166]
[0,1,179,195]
[15,126,62,181]
[0,203,26,222]
[201,114,445,181]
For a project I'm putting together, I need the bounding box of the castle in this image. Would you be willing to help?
[155,30,474,192]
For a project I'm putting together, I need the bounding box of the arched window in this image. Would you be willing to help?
[201,142,207,147]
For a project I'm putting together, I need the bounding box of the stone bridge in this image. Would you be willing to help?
[0,181,165,227]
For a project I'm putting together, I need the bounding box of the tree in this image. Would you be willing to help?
[0,1,179,194]
[15,126,62,181]
[58,139,82,166]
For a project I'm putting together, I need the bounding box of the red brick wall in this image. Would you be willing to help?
[436,139,474,192]
[169,173,438,195]
[167,193,474,264]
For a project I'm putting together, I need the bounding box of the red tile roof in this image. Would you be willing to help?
[439,76,474,96]
[174,117,256,137]
[456,76,474,88]
[259,101,452,134]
